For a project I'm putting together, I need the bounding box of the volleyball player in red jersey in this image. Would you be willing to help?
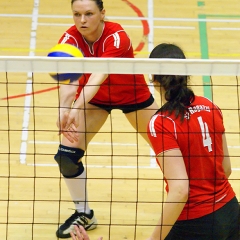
[147,43,239,240]
[54,0,158,238]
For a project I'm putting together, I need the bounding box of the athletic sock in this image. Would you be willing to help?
[64,169,91,214]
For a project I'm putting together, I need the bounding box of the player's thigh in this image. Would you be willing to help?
[61,103,109,149]
[124,101,158,143]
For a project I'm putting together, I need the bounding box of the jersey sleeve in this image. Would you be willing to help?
[58,33,78,47]
[148,114,179,155]
[58,27,79,47]
[101,30,132,57]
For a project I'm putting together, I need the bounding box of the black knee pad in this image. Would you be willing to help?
[54,144,85,178]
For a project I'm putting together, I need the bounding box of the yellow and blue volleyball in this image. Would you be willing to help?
[47,43,84,83]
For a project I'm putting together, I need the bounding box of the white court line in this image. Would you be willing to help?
[26,163,240,171]
[148,0,157,168]
[19,0,39,164]
[28,140,138,146]
[211,27,240,31]
[1,13,240,23]
[154,26,195,29]
[37,23,195,30]
[20,85,32,164]
[28,140,240,149]
[26,163,158,168]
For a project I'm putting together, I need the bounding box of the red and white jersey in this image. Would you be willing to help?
[58,21,151,105]
[147,96,235,220]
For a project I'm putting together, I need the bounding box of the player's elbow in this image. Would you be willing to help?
[225,167,232,178]
[175,181,189,203]
[169,180,189,204]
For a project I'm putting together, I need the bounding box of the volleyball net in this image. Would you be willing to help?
[0,56,239,239]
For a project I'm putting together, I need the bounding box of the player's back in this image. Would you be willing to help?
[176,96,235,220]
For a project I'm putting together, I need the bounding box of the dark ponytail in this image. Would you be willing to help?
[149,43,195,121]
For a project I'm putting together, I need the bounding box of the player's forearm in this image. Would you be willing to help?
[149,191,188,240]
[73,85,100,109]
[59,84,78,110]
[73,73,108,109]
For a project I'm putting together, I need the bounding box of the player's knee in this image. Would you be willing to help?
[54,144,85,178]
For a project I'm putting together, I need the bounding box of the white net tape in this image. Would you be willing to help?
[1,56,240,75]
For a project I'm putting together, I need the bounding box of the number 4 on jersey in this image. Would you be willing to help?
[197,116,212,152]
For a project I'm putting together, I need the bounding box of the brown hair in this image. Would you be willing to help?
[149,43,195,121]
[71,0,104,11]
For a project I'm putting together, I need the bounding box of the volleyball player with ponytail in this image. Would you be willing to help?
[147,43,239,240]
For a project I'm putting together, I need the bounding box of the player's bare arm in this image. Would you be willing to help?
[149,149,189,240]
[222,133,232,178]
[64,73,108,133]
[57,82,79,141]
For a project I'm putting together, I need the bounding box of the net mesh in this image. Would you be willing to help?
[0,57,239,239]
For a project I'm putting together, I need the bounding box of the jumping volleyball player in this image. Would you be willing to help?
[54,0,158,238]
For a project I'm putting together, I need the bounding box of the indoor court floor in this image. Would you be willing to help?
[0,0,240,239]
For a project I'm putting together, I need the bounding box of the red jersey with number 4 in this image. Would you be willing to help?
[58,21,151,105]
[147,96,235,220]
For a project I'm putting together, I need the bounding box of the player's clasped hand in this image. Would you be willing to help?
[56,109,79,143]
[70,225,103,240]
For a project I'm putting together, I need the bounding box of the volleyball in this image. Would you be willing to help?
[47,43,84,83]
